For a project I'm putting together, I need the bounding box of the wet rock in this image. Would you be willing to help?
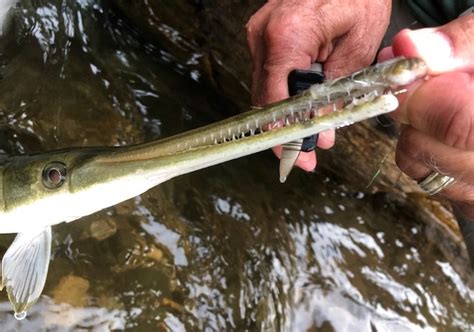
[96,293,124,310]
[88,218,118,241]
[52,275,90,307]
[147,245,164,263]
[112,227,170,273]
[161,297,184,313]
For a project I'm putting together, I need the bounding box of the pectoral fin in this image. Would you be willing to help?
[1,227,52,316]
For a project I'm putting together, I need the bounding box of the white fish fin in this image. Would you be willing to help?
[0,0,18,35]
[1,226,52,315]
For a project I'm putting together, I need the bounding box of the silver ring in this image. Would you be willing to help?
[418,171,455,195]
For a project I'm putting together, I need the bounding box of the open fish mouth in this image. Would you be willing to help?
[0,57,428,317]
[118,56,426,158]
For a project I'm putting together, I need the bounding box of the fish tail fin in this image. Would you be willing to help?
[1,226,52,317]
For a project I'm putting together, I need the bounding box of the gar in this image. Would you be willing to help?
[0,57,427,318]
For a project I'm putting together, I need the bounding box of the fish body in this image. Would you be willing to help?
[0,57,428,317]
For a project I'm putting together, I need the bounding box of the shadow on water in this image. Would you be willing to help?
[0,0,472,330]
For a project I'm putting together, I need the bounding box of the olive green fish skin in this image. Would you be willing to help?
[0,149,104,217]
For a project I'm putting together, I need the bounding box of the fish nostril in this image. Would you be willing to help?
[42,162,66,189]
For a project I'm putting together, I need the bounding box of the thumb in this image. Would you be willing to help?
[392,13,474,74]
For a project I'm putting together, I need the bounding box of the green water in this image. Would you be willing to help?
[0,1,472,330]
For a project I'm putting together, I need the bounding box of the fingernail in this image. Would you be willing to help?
[408,30,454,73]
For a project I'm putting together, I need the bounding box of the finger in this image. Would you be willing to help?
[254,6,358,105]
[317,130,335,149]
[294,129,335,171]
[396,126,474,183]
[377,46,394,62]
[324,5,391,79]
[267,119,318,171]
[388,78,425,124]
[293,129,335,172]
[255,53,312,105]
[395,72,474,150]
[392,14,474,74]
[438,179,474,203]
[324,29,379,79]
[295,151,317,171]
[396,126,474,202]
[269,113,334,171]
[246,1,278,57]
[246,2,278,102]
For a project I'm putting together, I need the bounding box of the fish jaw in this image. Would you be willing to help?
[0,58,426,234]
[0,94,399,234]
[0,58,423,318]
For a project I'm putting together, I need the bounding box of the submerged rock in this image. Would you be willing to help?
[88,218,118,242]
[52,275,90,307]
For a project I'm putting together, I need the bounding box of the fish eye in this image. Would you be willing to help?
[42,162,67,189]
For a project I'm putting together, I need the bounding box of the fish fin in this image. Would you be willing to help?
[1,226,52,315]
[0,0,18,36]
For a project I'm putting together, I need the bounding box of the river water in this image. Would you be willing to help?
[0,1,472,330]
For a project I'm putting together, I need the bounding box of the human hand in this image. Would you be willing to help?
[246,0,392,171]
[380,13,474,218]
